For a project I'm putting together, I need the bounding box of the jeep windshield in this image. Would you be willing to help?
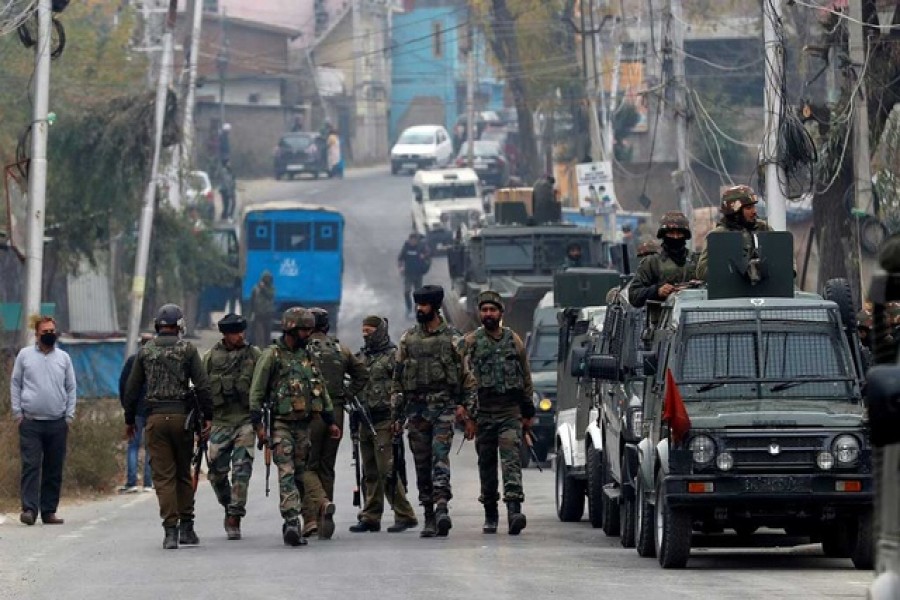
[528,330,558,371]
[675,326,856,401]
[427,184,478,200]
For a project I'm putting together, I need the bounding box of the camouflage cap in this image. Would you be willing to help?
[656,211,692,240]
[636,240,659,257]
[282,307,314,331]
[217,313,247,334]
[720,185,758,216]
[413,284,444,308]
[477,290,504,312]
[261,270,273,283]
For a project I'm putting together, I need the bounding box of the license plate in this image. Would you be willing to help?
[402,162,418,169]
[741,477,811,494]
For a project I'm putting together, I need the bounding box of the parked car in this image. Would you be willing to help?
[273,132,326,179]
[454,140,510,188]
[391,125,453,174]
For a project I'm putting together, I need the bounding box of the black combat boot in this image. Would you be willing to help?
[507,501,527,535]
[349,520,381,533]
[420,504,436,538]
[163,526,179,549]
[483,504,499,534]
[435,501,452,537]
[282,519,307,546]
[387,518,418,533]
[178,520,200,545]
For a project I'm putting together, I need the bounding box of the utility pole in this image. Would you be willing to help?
[125,0,177,357]
[19,0,52,348]
[181,0,204,171]
[848,0,873,217]
[669,0,693,228]
[216,9,228,129]
[352,0,363,160]
[465,20,476,166]
[586,0,604,161]
[762,0,787,231]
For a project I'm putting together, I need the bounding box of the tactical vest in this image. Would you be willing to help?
[400,326,461,393]
[207,343,257,409]
[470,327,525,395]
[142,339,190,404]
[359,346,396,414]
[270,345,327,417]
[655,251,697,284]
[309,336,347,402]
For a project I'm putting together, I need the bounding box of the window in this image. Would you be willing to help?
[433,22,443,58]
[275,222,311,251]
[314,221,340,251]
[247,221,271,251]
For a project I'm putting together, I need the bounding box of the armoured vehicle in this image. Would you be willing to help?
[524,293,560,465]
[590,231,872,568]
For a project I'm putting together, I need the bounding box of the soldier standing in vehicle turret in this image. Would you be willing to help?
[249,307,341,547]
[391,285,478,538]
[302,307,369,538]
[462,291,534,535]
[202,313,261,541]
[628,211,698,308]
[124,303,213,550]
[696,185,773,280]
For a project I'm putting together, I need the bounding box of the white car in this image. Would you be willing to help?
[391,125,453,175]
[410,168,484,250]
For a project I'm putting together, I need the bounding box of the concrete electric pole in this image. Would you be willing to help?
[465,20,476,166]
[762,0,787,231]
[180,0,204,170]
[19,0,53,348]
[669,0,693,227]
[848,0,873,217]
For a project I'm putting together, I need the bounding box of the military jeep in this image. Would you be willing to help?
[591,232,873,569]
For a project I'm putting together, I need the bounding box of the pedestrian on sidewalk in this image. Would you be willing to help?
[118,333,154,494]
[11,315,77,526]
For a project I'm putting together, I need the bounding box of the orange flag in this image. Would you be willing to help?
[663,368,692,444]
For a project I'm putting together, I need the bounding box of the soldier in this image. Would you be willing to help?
[302,307,369,538]
[349,315,419,533]
[123,304,213,550]
[636,240,659,259]
[249,307,340,546]
[248,270,275,347]
[564,242,584,268]
[462,291,535,535]
[202,313,261,541]
[696,184,773,280]
[628,211,698,308]
[391,285,477,538]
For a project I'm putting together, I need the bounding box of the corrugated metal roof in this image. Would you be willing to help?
[67,263,119,334]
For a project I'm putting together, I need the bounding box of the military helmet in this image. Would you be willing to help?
[154,303,184,332]
[261,270,273,284]
[309,307,330,332]
[636,240,659,257]
[282,307,314,331]
[477,290,504,312]
[217,313,247,334]
[413,285,444,308]
[720,185,758,216]
[656,211,692,240]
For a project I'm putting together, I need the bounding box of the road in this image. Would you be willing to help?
[0,168,873,599]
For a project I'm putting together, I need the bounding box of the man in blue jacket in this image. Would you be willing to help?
[118,333,154,493]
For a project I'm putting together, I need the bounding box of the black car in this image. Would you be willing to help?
[454,140,510,188]
[273,132,326,179]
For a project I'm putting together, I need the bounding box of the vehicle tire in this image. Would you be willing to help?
[635,474,655,557]
[555,453,585,522]
[823,278,857,333]
[655,474,691,568]
[586,446,604,528]
[391,163,399,175]
[821,524,852,558]
[601,450,620,536]
[620,492,636,548]
[860,215,889,257]
[850,511,875,570]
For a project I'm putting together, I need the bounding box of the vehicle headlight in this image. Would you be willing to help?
[689,435,715,464]
[817,451,835,470]
[629,409,642,433]
[716,451,734,471]
[538,398,552,411]
[833,435,860,465]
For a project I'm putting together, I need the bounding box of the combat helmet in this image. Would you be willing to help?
[309,307,330,333]
[636,240,659,258]
[656,211,692,240]
[217,313,247,334]
[477,290,504,312]
[282,307,314,331]
[720,185,758,216]
[413,285,444,308]
[154,303,185,332]
[261,270,273,284]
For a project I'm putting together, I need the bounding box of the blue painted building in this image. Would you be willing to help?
[389,2,505,143]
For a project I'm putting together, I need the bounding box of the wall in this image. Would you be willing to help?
[195,102,294,177]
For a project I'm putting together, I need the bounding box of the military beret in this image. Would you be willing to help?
[218,313,247,334]
[413,285,444,307]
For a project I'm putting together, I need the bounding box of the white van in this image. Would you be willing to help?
[411,168,484,250]
[391,125,453,175]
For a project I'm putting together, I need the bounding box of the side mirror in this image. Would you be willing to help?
[643,353,658,377]
[570,347,588,378]
[587,354,621,381]
[413,187,423,202]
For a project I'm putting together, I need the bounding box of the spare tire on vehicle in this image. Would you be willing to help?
[823,278,857,333]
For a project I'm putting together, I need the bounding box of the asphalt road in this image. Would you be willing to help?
[0,168,874,599]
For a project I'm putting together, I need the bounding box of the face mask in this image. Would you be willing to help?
[481,317,500,330]
[415,309,432,324]
[40,332,57,347]
[662,237,687,253]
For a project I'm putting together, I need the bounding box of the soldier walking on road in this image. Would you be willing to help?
[248,271,275,347]
[124,304,213,550]
[391,285,477,538]
[349,316,419,533]
[628,212,698,308]
[462,291,535,535]
[397,233,431,318]
[202,314,261,541]
[302,307,368,538]
[249,308,341,546]
[696,185,773,280]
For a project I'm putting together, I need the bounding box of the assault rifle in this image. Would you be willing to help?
[386,431,408,504]
[185,388,208,491]
[346,395,379,506]
[258,399,274,497]
[523,429,543,473]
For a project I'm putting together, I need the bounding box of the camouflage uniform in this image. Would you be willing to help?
[248,271,275,347]
[463,312,534,534]
[696,219,773,280]
[124,310,212,539]
[628,211,697,308]
[249,311,334,543]
[353,318,417,529]
[302,329,368,531]
[202,338,260,522]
